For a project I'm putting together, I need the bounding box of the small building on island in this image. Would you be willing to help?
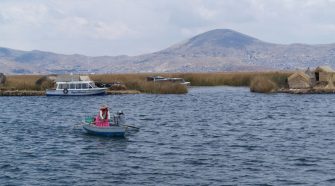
[315,66,335,82]
[288,71,312,89]
[288,66,335,89]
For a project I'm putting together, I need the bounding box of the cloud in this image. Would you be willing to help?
[0,2,48,25]
[0,0,335,56]
[93,21,135,40]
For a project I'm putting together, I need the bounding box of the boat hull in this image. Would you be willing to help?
[46,88,107,96]
[82,124,126,137]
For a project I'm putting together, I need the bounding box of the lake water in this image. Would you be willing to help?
[1,86,335,185]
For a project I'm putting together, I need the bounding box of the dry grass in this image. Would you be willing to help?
[91,74,187,94]
[250,76,278,93]
[2,75,44,90]
[137,81,188,94]
[2,73,188,94]
[91,71,291,86]
[2,71,292,94]
[91,71,292,93]
[176,71,291,87]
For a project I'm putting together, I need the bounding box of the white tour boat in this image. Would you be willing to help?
[46,75,107,96]
[146,76,191,86]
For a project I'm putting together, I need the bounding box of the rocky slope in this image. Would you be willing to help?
[1,29,335,74]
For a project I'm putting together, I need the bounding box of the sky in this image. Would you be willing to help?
[0,0,335,56]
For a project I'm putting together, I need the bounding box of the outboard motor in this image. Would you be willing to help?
[113,111,125,125]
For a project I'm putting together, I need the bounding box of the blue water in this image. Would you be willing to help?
[1,86,335,185]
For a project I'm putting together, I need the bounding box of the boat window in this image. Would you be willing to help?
[70,84,75,89]
[59,84,69,89]
[81,83,88,89]
[76,84,81,89]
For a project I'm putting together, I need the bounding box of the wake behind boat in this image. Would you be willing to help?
[46,75,107,96]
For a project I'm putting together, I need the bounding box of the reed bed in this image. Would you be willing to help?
[91,74,188,94]
[250,76,278,93]
[91,71,291,93]
[91,71,291,86]
[175,71,291,87]
[1,71,292,94]
[1,75,44,90]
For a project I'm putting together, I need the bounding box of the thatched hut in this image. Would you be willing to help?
[288,72,311,89]
[315,66,335,82]
[305,67,316,86]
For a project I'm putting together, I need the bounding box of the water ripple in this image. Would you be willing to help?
[1,87,335,185]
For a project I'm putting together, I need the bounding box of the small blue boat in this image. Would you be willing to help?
[82,124,126,137]
[82,111,129,137]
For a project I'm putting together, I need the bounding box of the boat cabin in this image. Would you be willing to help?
[56,81,97,90]
[168,78,187,83]
[146,76,168,82]
[53,75,97,90]
[46,75,107,96]
[146,76,191,85]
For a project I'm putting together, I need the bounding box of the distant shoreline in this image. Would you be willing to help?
[17,71,335,95]
[0,90,141,96]
[0,71,291,95]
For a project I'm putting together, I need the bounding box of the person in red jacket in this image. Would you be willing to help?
[95,105,110,127]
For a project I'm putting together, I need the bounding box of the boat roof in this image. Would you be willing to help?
[56,81,93,84]
[147,76,166,79]
[55,75,92,82]
[168,78,184,80]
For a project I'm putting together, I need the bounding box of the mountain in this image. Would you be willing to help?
[1,29,335,74]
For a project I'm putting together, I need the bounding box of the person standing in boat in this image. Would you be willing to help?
[95,105,110,127]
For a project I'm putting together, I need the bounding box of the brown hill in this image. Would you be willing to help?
[1,29,335,74]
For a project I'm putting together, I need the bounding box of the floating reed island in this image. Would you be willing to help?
[275,66,335,94]
[0,74,188,96]
[0,89,140,96]
[1,68,334,96]
[0,72,290,95]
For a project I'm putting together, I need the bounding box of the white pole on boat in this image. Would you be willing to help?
[87,56,89,75]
